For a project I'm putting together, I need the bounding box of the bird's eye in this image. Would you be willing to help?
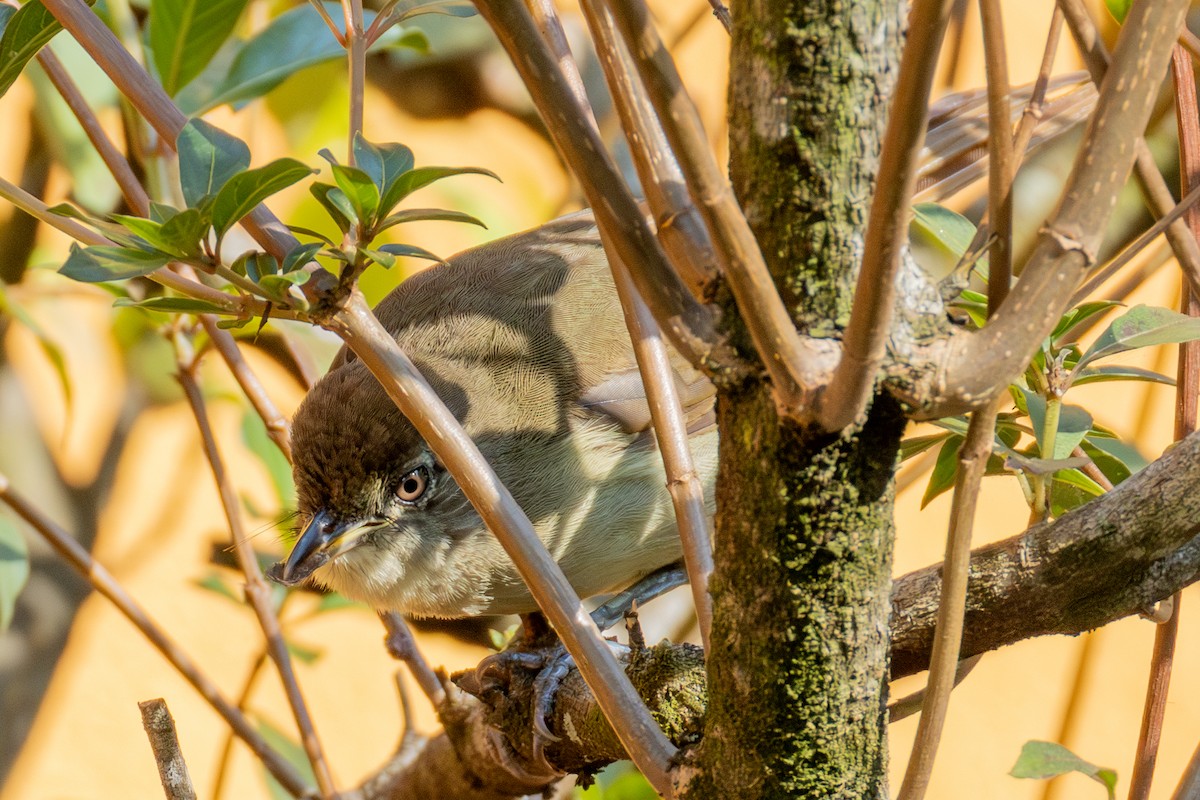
[396,466,429,503]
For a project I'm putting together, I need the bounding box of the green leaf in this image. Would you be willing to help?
[368,242,443,267]
[1010,741,1117,800]
[909,202,982,282]
[353,135,414,203]
[282,242,322,273]
[1077,305,1200,372]
[378,165,499,219]
[1103,0,1131,23]
[1071,364,1175,387]
[114,296,233,315]
[211,158,316,239]
[374,207,487,234]
[1051,300,1121,343]
[110,210,209,259]
[259,272,311,298]
[900,432,951,461]
[194,573,243,605]
[149,0,249,95]
[180,3,426,115]
[310,183,357,233]
[177,119,251,207]
[1003,453,1091,476]
[0,516,29,633]
[255,716,317,800]
[1053,468,1106,496]
[241,410,295,510]
[1022,391,1093,461]
[328,163,380,228]
[0,0,95,99]
[1080,439,1131,486]
[59,244,171,282]
[285,638,322,664]
[287,225,335,246]
[921,435,963,509]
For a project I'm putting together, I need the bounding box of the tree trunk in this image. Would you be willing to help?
[691,2,906,797]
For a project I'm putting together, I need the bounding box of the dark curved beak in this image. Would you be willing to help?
[269,509,385,586]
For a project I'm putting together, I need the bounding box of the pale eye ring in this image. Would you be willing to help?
[396,466,429,503]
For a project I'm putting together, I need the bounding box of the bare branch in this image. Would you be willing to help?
[890,426,1200,679]
[815,0,955,432]
[0,476,314,798]
[897,395,1004,800]
[176,349,337,798]
[1057,0,1200,306]
[1130,47,1200,800]
[579,0,719,297]
[527,0,713,651]
[921,0,1190,416]
[139,698,198,800]
[606,0,826,417]
[381,612,445,708]
[474,0,733,379]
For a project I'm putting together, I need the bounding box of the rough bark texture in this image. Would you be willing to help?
[691,2,906,798]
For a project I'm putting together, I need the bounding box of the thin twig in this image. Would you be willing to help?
[0,475,313,798]
[897,394,1005,800]
[606,0,823,418]
[473,0,736,382]
[211,649,271,800]
[706,1,730,34]
[329,292,678,796]
[927,0,1191,415]
[1070,182,1200,306]
[887,654,981,724]
[1128,45,1200,800]
[529,0,714,650]
[175,344,337,799]
[607,245,714,650]
[343,0,365,162]
[380,612,445,708]
[1057,0,1200,304]
[979,0,1013,313]
[815,0,956,432]
[200,317,293,461]
[36,48,145,209]
[139,698,198,800]
[579,0,718,297]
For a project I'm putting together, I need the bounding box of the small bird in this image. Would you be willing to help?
[274,210,719,618]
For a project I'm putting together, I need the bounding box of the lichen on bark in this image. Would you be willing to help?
[692,0,906,797]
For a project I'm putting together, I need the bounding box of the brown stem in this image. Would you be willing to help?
[1057,0,1200,304]
[343,0,365,162]
[176,348,337,799]
[0,476,313,798]
[380,612,445,707]
[1129,45,1200,800]
[979,0,1013,315]
[528,0,714,652]
[139,698,198,800]
[578,0,719,297]
[606,0,825,417]
[926,0,1190,415]
[816,0,956,432]
[897,395,1004,800]
[474,0,732,380]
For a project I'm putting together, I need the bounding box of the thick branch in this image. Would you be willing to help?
[890,426,1200,678]
[815,0,954,432]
